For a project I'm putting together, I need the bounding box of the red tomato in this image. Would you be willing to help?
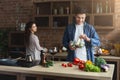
[64,64,67,67]
[79,64,85,70]
[61,63,66,66]
[67,63,73,67]
[73,58,80,65]
[61,63,67,67]
[79,60,85,64]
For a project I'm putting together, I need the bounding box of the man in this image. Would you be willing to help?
[62,8,100,63]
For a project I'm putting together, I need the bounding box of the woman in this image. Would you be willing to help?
[25,21,47,65]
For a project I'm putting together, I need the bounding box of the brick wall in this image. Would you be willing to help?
[0,0,33,28]
[36,29,64,48]
[0,0,120,49]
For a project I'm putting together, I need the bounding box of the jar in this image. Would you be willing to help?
[66,7,69,14]
[53,9,57,15]
[59,7,64,14]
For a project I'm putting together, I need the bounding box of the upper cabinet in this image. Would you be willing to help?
[92,0,115,29]
[33,0,115,30]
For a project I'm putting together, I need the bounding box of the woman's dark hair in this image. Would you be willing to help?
[25,21,36,47]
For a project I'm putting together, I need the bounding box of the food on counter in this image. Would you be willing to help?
[67,62,73,67]
[61,63,67,67]
[73,58,80,65]
[42,61,53,68]
[61,62,73,67]
[85,60,92,64]
[95,48,110,56]
[78,63,85,70]
[60,57,109,72]
[95,57,110,72]
[101,49,109,55]
[100,64,109,72]
[47,61,53,66]
[76,59,101,72]
[84,62,101,72]
[95,57,107,67]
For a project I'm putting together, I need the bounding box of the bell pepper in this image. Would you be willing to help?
[86,60,92,64]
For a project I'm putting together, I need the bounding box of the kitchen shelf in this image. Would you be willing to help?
[35,16,50,27]
[33,0,115,29]
[94,15,113,26]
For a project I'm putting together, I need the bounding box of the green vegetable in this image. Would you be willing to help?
[84,63,101,72]
[92,66,101,72]
[47,61,53,66]
[85,63,93,72]
[95,57,107,67]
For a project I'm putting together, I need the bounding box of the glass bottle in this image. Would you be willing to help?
[96,2,99,13]
[36,7,39,15]
[66,7,69,14]
[53,9,57,15]
[59,7,64,14]
[99,2,102,13]
[105,0,108,13]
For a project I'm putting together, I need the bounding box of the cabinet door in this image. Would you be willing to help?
[105,59,119,80]
[35,16,50,27]
[52,1,70,28]
[52,16,69,28]
[34,2,51,28]
[94,14,113,26]
[35,2,51,15]
[52,1,70,15]
[0,74,16,80]
[107,61,117,80]
[119,60,120,80]
[93,0,114,14]
[92,0,115,29]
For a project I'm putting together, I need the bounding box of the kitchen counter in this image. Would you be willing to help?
[46,52,120,60]
[47,52,120,80]
[0,61,114,80]
[100,55,120,60]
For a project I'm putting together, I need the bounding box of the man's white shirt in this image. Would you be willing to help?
[74,24,87,61]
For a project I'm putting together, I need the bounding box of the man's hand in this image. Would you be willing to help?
[80,34,90,42]
[69,45,76,50]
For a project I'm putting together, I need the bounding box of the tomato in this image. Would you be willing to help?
[79,60,85,64]
[67,63,73,67]
[61,63,67,67]
[73,58,80,65]
[61,63,66,66]
[64,64,67,67]
[74,58,80,63]
[79,64,85,70]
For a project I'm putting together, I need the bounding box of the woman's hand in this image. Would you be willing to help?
[43,48,48,53]
[80,34,90,42]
